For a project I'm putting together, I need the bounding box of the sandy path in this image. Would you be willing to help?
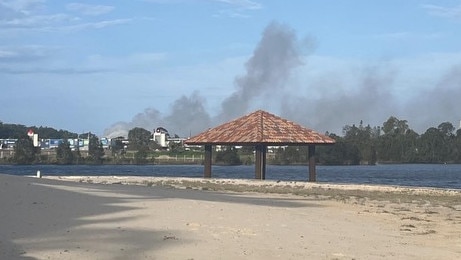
[1,174,460,259]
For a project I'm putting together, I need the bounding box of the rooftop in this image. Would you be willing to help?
[185,110,335,146]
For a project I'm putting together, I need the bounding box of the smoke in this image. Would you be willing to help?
[104,21,308,138]
[104,108,163,138]
[163,91,211,137]
[104,21,461,138]
[103,92,210,138]
[281,65,397,134]
[217,21,305,122]
[280,62,461,135]
[404,65,461,132]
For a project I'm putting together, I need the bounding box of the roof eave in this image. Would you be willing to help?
[184,141,336,146]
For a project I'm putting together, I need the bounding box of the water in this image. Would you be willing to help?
[1,164,460,190]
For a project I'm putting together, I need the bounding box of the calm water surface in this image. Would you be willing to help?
[1,164,460,189]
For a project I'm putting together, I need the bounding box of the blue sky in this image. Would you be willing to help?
[1,0,461,137]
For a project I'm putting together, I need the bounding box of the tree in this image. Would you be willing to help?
[377,116,417,163]
[342,121,378,165]
[0,123,77,139]
[127,127,152,164]
[418,127,444,163]
[317,134,344,165]
[402,129,419,162]
[239,146,255,155]
[453,129,461,162]
[110,137,125,155]
[0,123,29,139]
[169,141,184,153]
[417,123,456,163]
[438,122,456,161]
[35,126,77,139]
[88,134,104,164]
[128,127,152,151]
[13,136,37,164]
[382,116,409,135]
[215,146,241,165]
[56,140,74,164]
[438,122,455,137]
[134,146,149,164]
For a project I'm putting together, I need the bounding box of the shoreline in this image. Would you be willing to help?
[43,175,461,225]
[41,175,461,201]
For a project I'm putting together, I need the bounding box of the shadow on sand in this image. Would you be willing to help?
[0,174,320,259]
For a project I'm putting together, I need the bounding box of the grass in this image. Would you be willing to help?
[133,178,461,208]
[73,176,461,208]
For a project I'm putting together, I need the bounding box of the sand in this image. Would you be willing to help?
[1,174,460,260]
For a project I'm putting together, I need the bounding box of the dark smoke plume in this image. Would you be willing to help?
[103,92,210,138]
[281,66,397,134]
[104,21,461,138]
[163,91,211,137]
[104,21,306,137]
[217,21,304,123]
[103,108,163,138]
[404,65,461,132]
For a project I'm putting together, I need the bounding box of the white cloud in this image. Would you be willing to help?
[66,3,114,16]
[0,0,45,15]
[0,45,57,62]
[0,49,167,75]
[215,0,262,10]
[83,52,167,73]
[0,16,131,34]
[213,0,261,18]
[0,13,75,28]
[0,1,129,34]
[0,50,16,59]
[56,18,131,32]
[422,3,461,19]
[142,0,262,18]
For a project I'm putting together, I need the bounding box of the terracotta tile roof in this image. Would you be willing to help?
[185,110,335,145]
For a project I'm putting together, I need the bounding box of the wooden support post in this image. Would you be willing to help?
[255,145,262,179]
[255,145,267,180]
[308,145,316,182]
[261,145,266,180]
[204,145,212,178]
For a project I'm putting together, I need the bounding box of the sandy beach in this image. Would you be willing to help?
[1,174,460,259]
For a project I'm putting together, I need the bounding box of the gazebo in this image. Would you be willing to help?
[185,110,335,181]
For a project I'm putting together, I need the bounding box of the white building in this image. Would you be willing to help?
[153,127,170,148]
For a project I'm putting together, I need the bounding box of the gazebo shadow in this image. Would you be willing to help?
[0,175,187,259]
[1,174,323,259]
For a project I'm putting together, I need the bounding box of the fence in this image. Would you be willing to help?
[154,155,204,164]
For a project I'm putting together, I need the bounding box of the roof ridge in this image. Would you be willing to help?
[259,110,264,142]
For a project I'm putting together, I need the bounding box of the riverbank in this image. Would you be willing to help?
[49,175,461,205]
[1,174,461,259]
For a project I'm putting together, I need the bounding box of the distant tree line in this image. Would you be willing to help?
[3,116,461,165]
[1,125,168,165]
[275,117,461,165]
[0,122,78,139]
[9,133,105,165]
